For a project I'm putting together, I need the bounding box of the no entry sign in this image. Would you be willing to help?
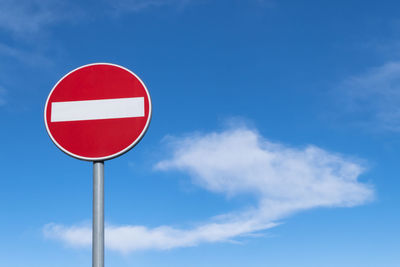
[44,63,152,161]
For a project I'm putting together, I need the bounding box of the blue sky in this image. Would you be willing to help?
[0,0,399,266]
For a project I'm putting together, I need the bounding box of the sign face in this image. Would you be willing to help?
[44,63,152,161]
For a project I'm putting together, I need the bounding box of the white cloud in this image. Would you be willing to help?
[339,61,400,131]
[44,220,277,253]
[44,126,373,252]
[157,127,373,205]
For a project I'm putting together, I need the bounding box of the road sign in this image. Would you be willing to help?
[44,63,152,161]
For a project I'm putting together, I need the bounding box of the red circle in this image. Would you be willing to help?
[44,63,152,161]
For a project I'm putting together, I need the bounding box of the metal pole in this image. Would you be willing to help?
[93,161,104,267]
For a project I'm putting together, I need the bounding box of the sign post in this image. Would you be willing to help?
[44,63,152,267]
[93,161,104,267]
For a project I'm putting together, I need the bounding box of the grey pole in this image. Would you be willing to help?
[93,161,104,267]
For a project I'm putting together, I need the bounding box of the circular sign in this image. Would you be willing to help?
[44,63,152,161]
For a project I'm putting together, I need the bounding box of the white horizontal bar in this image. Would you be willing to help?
[51,97,145,122]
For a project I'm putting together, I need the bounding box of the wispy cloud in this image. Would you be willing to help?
[0,86,6,106]
[0,42,51,65]
[0,0,191,36]
[107,0,275,13]
[44,126,373,252]
[338,61,400,131]
[0,0,271,37]
[107,0,193,14]
[44,220,277,253]
[0,0,274,36]
[0,0,82,35]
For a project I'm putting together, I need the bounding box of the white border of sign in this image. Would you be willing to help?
[44,63,152,161]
